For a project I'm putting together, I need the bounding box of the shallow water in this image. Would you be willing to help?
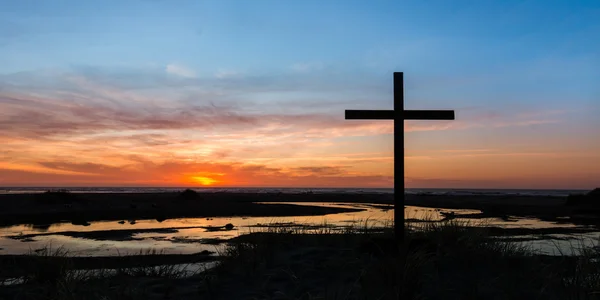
[405,205,600,255]
[1,203,597,256]
[404,206,578,228]
[0,202,392,256]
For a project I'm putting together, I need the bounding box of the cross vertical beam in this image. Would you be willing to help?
[394,72,404,239]
[344,72,455,241]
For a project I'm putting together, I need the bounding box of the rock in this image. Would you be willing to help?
[225,223,234,230]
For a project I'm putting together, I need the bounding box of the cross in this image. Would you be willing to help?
[345,72,455,240]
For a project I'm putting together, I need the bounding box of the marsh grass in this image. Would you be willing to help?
[198,218,398,299]
[8,214,600,299]
[199,215,600,300]
[404,214,600,300]
[0,245,198,300]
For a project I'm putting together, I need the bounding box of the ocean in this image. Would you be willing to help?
[0,187,589,197]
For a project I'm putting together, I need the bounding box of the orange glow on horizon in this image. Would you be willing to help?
[191,176,219,186]
[1,88,598,190]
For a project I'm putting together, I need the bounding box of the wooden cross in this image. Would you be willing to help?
[345,72,455,239]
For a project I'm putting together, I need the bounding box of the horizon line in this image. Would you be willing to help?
[0,186,592,191]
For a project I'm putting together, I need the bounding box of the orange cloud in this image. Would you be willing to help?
[0,71,596,190]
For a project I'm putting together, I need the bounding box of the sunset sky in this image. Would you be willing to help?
[1,0,599,189]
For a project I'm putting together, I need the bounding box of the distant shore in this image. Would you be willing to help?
[0,192,394,227]
[3,190,598,227]
[405,193,566,211]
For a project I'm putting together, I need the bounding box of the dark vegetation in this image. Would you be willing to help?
[0,223,399,300]
[34,190,81,205]
[0,247,215,280]
[178,189,202,201]
[566,188,600,206]
[6,219,600,299]
[403,220,600,300]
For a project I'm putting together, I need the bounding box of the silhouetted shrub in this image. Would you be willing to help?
[566,194,587,206]
[35,189,77,205]
[178,189,201,201]
[566,188,600,207]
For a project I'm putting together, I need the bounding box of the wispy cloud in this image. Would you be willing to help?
[165,63,196,78]
[0,65,593,188]
[0,159,393,188]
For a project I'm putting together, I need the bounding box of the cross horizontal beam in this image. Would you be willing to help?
[345,110,455,120]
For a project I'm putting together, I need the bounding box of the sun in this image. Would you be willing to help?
[191,176,218,186]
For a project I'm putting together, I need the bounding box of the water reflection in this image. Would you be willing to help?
[405,205,600,255]
[0,202,392,256]
[1,203,596,257]
[404,206,578,229]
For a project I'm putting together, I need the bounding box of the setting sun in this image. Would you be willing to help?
[191,176,218,186]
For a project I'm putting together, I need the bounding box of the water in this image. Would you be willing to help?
[0,202,393,256]
[0,197,598,257]
[405,205,600,255]
[0,187,589,197]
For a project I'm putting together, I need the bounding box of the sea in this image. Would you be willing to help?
[0,187,590,197]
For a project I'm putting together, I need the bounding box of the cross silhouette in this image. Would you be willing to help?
[345,72,455,240]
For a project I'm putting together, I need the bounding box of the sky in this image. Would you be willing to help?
[0,0,599,189]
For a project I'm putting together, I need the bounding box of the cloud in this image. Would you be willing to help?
[0,77,570,151]
[290,166,349,176]
[441,149,495,153]
[0,64,591,188]
[0,159,393,188]
[165,63,196,78]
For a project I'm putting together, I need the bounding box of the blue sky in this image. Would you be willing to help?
[0,0,599,188]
